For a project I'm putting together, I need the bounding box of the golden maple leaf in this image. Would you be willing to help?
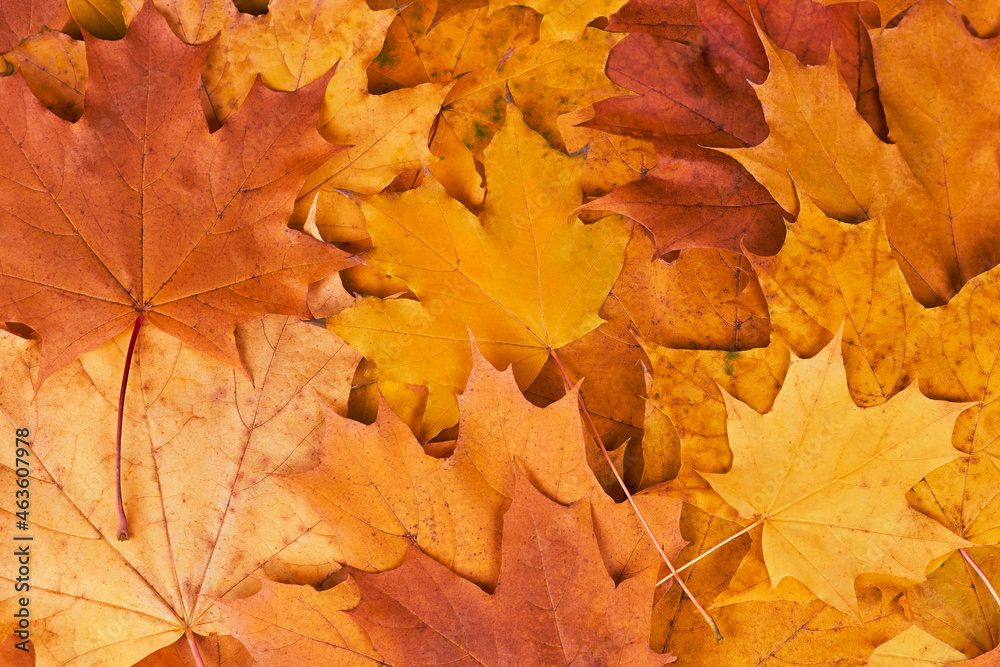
[868,625,968,666]
[903,546,1000,659]
[703,327,970,616]
[651,503,913,664]
[329,104,631,439]
[746,194,926,407]
[196,0,396,126]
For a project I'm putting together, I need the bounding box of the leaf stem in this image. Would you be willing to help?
[656,519,762,587]
[185,627,207,667]
[116,313,143,541]
[548,349,723,641]
[960,547,1000,610]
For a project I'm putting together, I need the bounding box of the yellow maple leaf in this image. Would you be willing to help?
[199,0,396,125]
[329,104,631,436]
[868,625,968,666]
[747,194,927,407]
[4,28,85,122]
[652,503,912,664]
[641,334,790,519]
[702,327,970,616]
[488,0,628,41]
[903,546,1000,659]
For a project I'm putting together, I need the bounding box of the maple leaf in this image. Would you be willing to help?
[0,0,68,51]
[4,27,86,121]
[650,503,914,664]
[667,590,914,665]
[283,342,684,588]
[702,328,970,616]
[601,0,700,39]
[523,310,648,460]
[293,22,452,200]
[375,0,623,148]
[580,147,786,258]
[489,0,627,41]
[348,470,675,666]
[0,317,360,665]
[5,0,1000,662]
[747,194,927,407]
[196,0,397,126]
[822,0,915,25]
[723,0,1000,305]
[580,0,885,259]
[523,226,770,475]
[616,232,770,351]
[907,265,1000,546]
[354,0,626,221]
[0,2,352,384]
[215,577,384,665]
[557,105,657,198]
[135,634,252,666]
[366,0,540,97]
[641,332,789,517]
[739,172,1000,552]
[902,546,1000,659]
[868,625,969,665]
[449,27,624,154]
[329,104,631,437]
[593,0,885,141]
[590,33,768,148]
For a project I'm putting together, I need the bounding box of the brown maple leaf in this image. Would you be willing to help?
[602,0,700,39]
[0,1,352,384]
[348,470,675,666]
[523,226,771,479]
[580,0,885,258]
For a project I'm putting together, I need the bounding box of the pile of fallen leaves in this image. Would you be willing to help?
[2,0,1000,663]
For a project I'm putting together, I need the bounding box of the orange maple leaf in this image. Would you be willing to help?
[349,471,675,666]
[0,2,352,384]
[0,315,360,665]
[0,0,68,51]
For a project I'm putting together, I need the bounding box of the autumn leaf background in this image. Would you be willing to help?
[3,0,1000,664]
